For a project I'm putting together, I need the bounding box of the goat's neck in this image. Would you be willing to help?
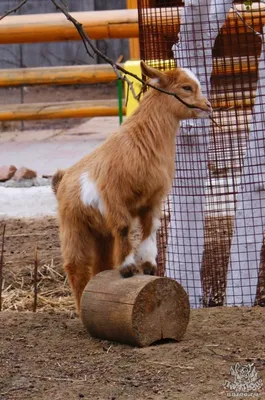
[124,92,180,157]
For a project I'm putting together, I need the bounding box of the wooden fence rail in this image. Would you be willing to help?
[0,5,263,44]
[0,56,258,88]
[0,100,125,121]
[0,9,138,44]
[0,64,118,87]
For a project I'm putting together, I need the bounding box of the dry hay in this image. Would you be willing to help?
[2,260,75,313]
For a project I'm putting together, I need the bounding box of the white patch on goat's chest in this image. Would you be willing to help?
[181,68,201,88]
[80,172,105,215]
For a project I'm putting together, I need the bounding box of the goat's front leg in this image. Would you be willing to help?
[106,208,137,278]
[114,225,138,278]
[136,208,161,275]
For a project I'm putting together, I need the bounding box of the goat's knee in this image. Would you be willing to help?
[136,234,157,275]
[113,225,138,278]
[136,217,160,276]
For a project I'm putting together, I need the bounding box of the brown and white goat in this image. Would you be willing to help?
[52,61,211,313]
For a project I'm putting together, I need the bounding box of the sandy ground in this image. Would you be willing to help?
[1,307,265,400]
[1,218,265,400]
[1,86,265,400]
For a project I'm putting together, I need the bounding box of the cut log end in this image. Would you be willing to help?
[81,270,190,347]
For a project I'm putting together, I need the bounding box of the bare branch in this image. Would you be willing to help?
[0,224,6,312]
[0,0,217,114]
[33,246,38,312]
[50,0,207,111]
[232,5,261,37]
[0,0,29,21]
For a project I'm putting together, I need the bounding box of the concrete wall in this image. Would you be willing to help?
[0,0,129,68]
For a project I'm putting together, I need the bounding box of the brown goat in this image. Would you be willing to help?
[52,61,211,313]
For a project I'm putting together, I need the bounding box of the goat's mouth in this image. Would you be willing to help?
[193,108,212,119]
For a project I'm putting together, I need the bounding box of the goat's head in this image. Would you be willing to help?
[140,61,212,120]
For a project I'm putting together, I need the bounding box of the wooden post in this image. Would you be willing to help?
[127,0,140,59]
[81,270,190,347]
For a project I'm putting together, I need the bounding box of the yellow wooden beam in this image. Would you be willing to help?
[0,100,125,121]
[0,64,118,87]
[0,6,262,45]
[0,56,258,88]
[0,10,139,44]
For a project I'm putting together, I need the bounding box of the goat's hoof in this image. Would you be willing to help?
[119,263,138,278]
[142,261,157,276]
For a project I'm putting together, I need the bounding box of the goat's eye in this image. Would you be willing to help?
[182,85,193,92]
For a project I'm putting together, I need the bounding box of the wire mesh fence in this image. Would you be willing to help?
[138,0,265,307]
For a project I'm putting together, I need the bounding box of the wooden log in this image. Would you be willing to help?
[0,100,125,121]
[0,10,139,44]
[81,270,190,347]
[0,5,263,45]
[0,65,118,87]
[0,56,257,88]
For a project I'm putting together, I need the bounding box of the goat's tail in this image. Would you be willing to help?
[51,169,65,195]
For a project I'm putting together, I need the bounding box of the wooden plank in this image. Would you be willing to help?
[0,99,125,121]
[0,64,118,87]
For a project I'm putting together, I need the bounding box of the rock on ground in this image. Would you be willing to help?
[14,167,37,181]
[0,165,17,182]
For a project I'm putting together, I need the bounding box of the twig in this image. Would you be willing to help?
[0,0,29,21]
[0,224,6,312]
[232,5,261,37]
[209,115,221,129]
[49,0,208,112]
[33,246,38,312]
[1,385,31,396]
[0,0,219,118]
[146,360,194,370]
[23,374,87,382]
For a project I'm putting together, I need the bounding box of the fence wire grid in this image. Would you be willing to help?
[138,0,265,308]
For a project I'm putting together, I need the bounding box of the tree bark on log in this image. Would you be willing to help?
[81,270,190,347]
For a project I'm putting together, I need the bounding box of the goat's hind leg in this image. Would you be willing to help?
[60,221,96,314]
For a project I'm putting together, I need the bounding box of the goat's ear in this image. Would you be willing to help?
[140,61,168,86]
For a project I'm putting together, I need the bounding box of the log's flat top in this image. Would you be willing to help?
[84,270,165,294]
[83,270,163,305]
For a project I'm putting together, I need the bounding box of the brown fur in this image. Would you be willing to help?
[51,170,65,194]
[53,61,211,313]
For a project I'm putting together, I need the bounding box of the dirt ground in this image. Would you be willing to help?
[1,218,265,400]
